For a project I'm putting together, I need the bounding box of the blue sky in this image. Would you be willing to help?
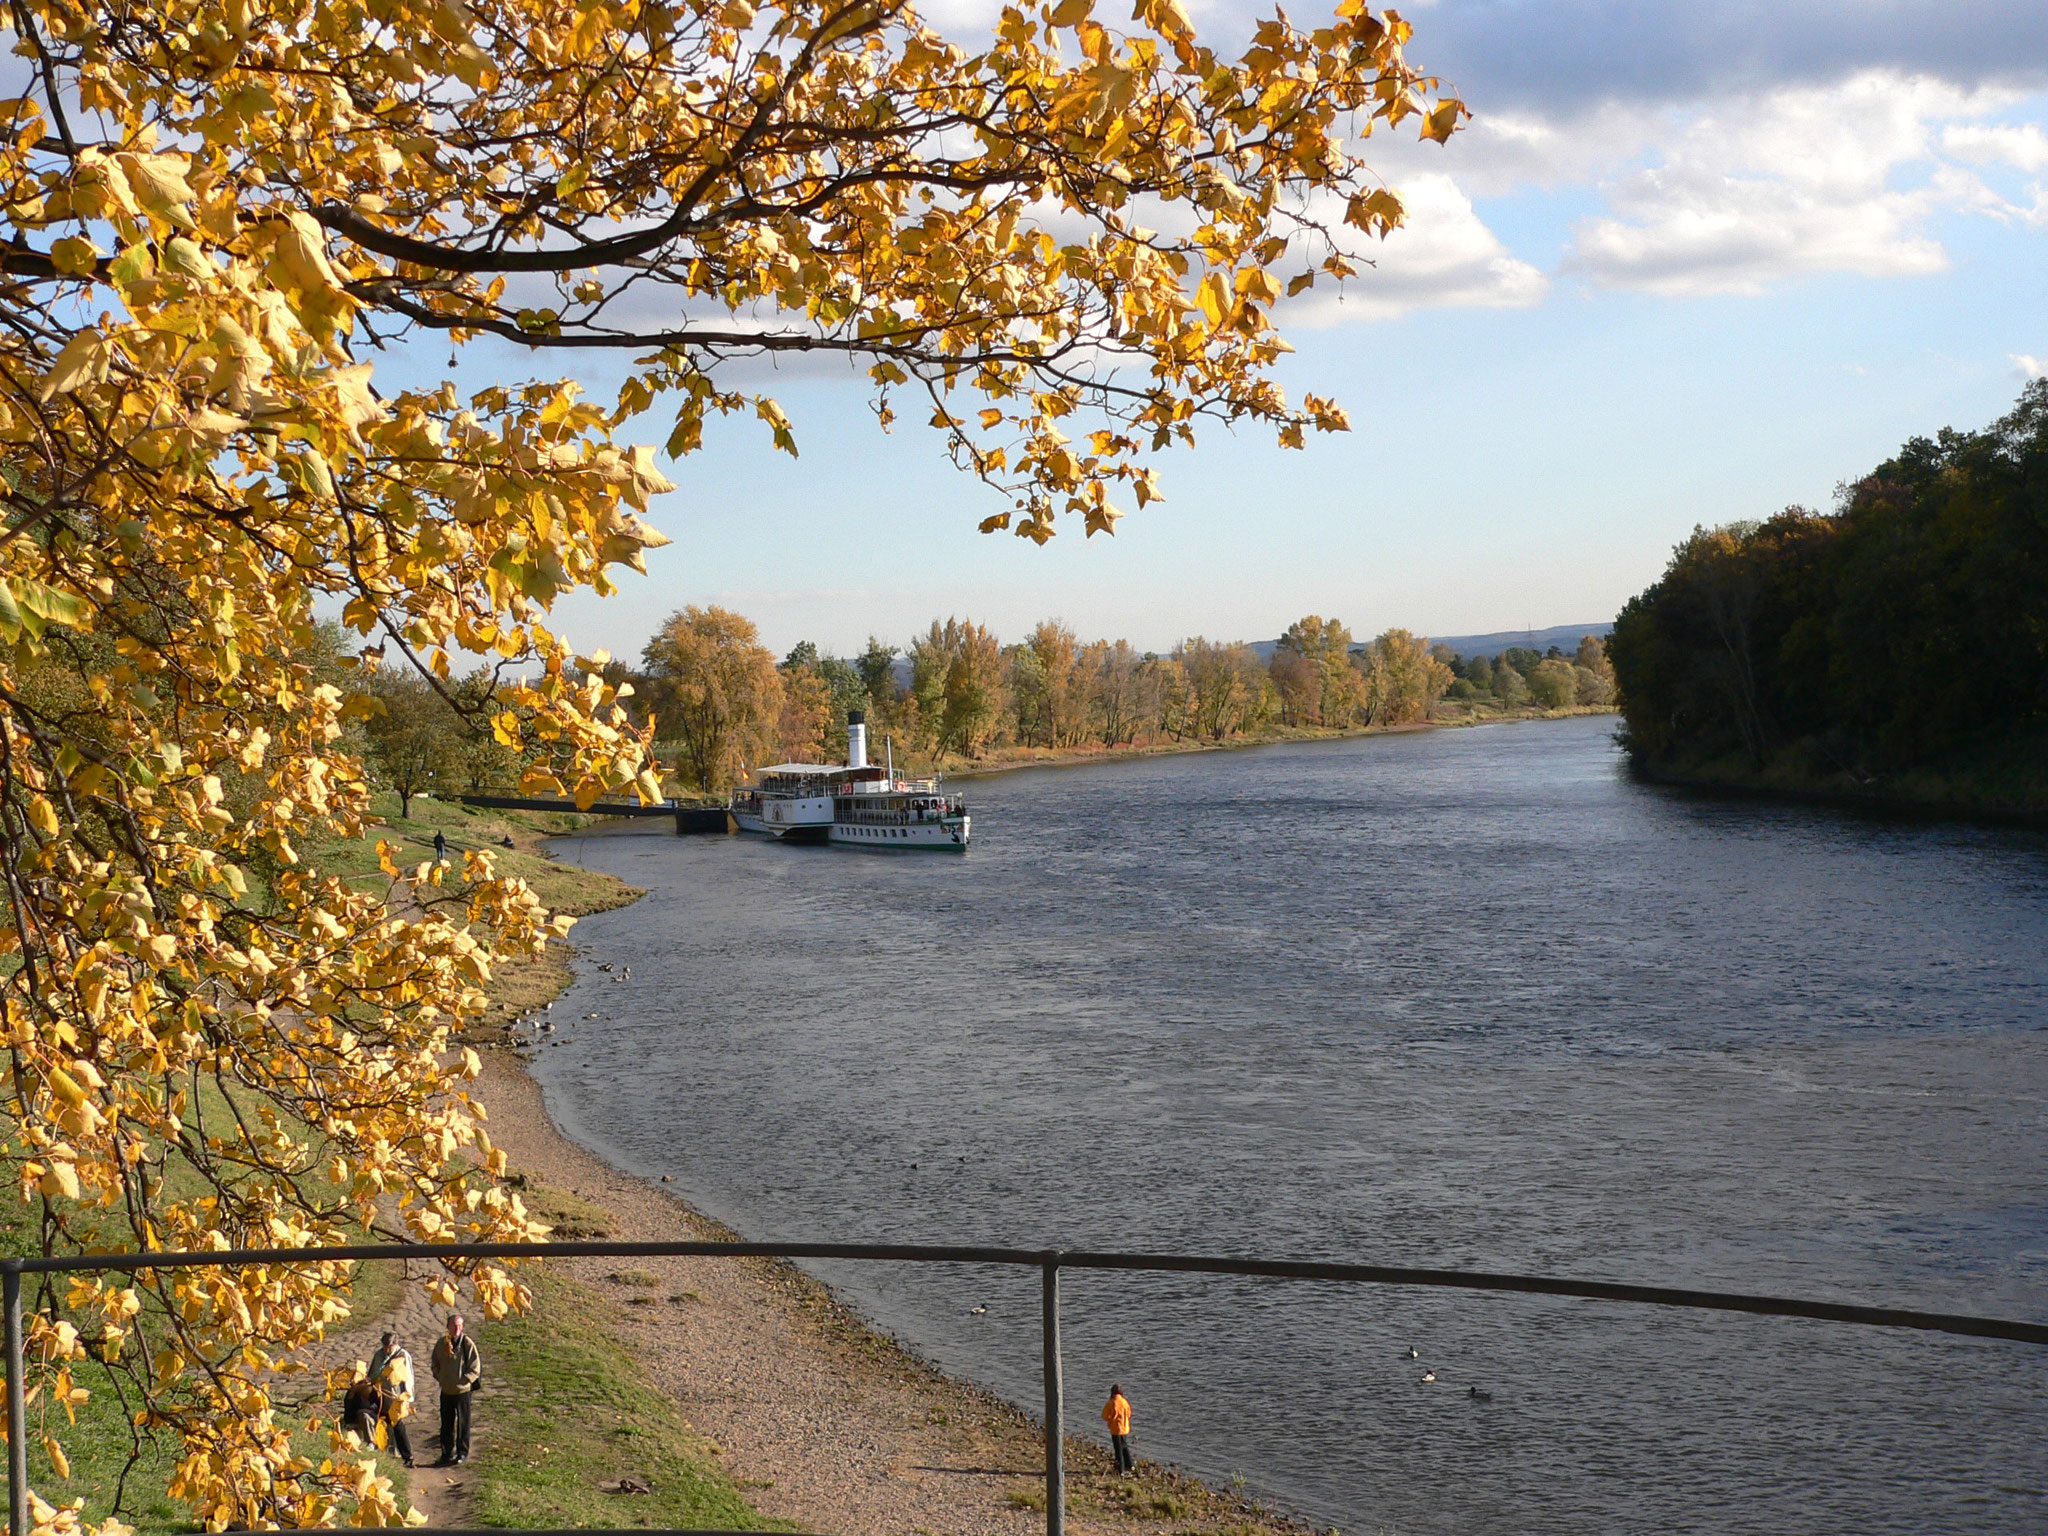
[505,0,2048,661]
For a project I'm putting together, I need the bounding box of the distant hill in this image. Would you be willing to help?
[1423,623,1613,659]
[1246,623,1612,663]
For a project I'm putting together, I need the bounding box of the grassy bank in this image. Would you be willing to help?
[348,805,778,1529]
[469,1259,784,1531]
[1629,722,2048,829]
[304,791,644,1040]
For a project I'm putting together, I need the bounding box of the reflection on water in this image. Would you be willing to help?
[533,716,2048,1535]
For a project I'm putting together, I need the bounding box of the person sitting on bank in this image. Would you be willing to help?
[368,1330,418,1468]
[1103,1383,1134,1477]
[430,1313,482,1466]
[340,1365,382,1448]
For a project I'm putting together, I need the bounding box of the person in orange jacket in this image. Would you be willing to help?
[1102,1384,1134,1476]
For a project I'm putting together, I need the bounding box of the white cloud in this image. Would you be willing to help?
[1573,164,1951,296]
[1943,121,2048,171]
[1287,173,1547,323]
[2015,353,2048,380]
[1559,72,2044,295]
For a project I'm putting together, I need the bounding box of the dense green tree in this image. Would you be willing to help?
[911,618,1009,758]
[1528,657,1577,710]
[1611,382,2048,780]
[361,668,463,817]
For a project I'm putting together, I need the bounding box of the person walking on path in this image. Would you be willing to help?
[430,1313,481,1466]
[432,829,448,864]
[368,1331,418,1468]
[1103,1384,1134,1476]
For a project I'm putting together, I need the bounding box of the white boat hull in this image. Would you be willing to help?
[830,816,970,850]
[733,794,834,840]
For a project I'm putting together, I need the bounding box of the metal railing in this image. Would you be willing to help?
[4,1238,2044,1536]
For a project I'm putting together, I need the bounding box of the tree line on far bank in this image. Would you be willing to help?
[633,611,1616,791]
[353,613,1612,800]
[1610,382,2048,800]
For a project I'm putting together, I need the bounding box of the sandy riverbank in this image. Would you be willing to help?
[457,1043,1295,1536]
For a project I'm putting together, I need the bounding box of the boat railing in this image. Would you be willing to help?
[1,1239,2039,1536]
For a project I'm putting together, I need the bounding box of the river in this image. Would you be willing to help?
[532,715,2048,1535]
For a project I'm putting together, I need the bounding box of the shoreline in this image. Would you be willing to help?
[883,704,1618,784]
[469,1048,1299,1536]
[457,824,1306,1536]
[1628,758,2048,833]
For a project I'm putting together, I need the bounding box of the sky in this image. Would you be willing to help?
[488,0,2048,661]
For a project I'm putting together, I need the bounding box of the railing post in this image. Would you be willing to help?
[5,1264,25,1536]
[1041,1252,1064,1536]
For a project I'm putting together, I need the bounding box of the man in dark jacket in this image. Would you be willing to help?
[430,1313,482,1465]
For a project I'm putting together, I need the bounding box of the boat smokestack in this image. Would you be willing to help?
[846,710,868,770]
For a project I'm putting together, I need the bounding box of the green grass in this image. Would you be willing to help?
[505,1176,616,1239]
[470,1266,785,1531]
[302,792,638,917]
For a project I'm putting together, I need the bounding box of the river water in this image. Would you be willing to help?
[532,715,2048,1535]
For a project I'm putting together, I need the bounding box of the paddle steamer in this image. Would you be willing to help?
[729,713,970,849]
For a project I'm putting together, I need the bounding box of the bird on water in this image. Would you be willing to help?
[1469,1386,1493,1402]
[1402,1346,1418,1359]
[1420,1371,1436,1384]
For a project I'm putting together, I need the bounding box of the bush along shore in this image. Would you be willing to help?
[1610,382,2048,826]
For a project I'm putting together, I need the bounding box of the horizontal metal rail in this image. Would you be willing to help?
[4,1239,2042,1536]
[4,1240,2041,1345]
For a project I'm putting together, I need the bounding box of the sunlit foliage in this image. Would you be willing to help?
[0,0,1461,1523]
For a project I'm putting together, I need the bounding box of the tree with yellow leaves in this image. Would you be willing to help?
[0,0,1461,1525]
[642,606,784,788]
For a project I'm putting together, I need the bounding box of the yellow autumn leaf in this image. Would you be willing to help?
[39,1163,80,1200]
[37,331,113,400]
[49,236,99,276]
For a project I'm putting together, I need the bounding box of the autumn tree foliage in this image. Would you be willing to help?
[0,0,1463,1521]
[1360,627,1452,725]
[1275,615,1366,726]
[642,607,783,790]
[910,617,1009,756]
